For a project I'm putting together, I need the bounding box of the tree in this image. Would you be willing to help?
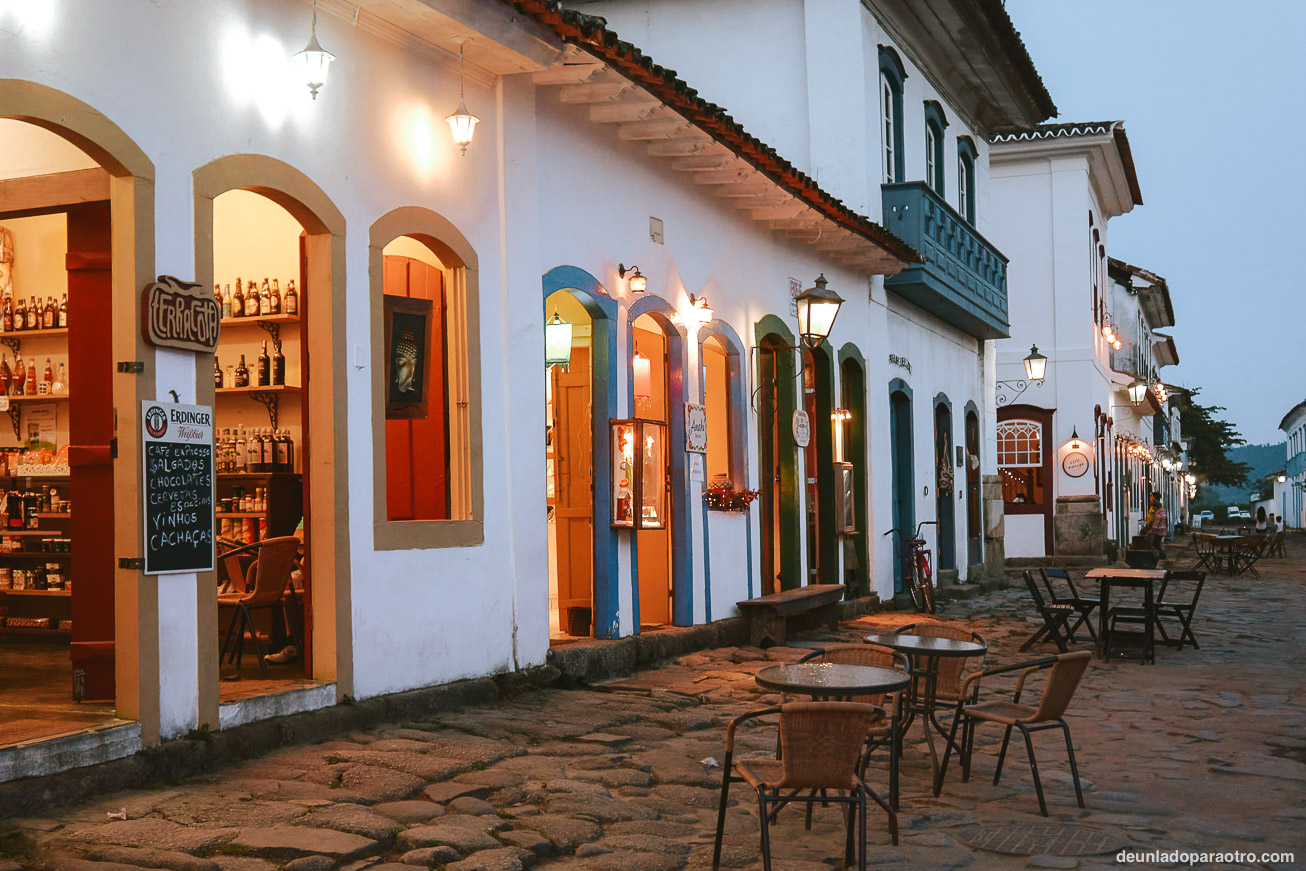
[1180,388,1249,490]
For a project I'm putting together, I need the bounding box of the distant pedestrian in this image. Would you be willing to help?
[1255,506,1268,534]
[1147,492,1168,559]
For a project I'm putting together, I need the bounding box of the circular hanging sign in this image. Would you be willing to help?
[1062,451,1090,478]
[792,410,811,447]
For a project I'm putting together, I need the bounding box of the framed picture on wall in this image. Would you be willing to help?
[383,294,432,420]
[834,461,856,534]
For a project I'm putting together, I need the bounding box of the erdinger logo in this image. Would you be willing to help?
[144,405,168,439]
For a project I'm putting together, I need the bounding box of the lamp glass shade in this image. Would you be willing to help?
[795,274,843,343]
[632,353,652,400]
[1127,379,1147,404]
[446,99,479,154]
[692,296,714,323]
[544,313,573,367]
[1023,344,1047,381]
[294,31,335,99]
[628,272,647,294]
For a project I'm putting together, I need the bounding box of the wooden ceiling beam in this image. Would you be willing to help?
[618,118,693,140]
[531,62,604,86]
[559,82,631,103]
[589,101,664,123]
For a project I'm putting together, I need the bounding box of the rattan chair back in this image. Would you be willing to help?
[774,702,883,791]
[895,621,984,699]
[240,537,300,606]
[1030,651,1092,722]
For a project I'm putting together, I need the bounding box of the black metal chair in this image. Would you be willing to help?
[1019,570,1074,653]
[1155,570,1205,650]
[1191,533,1223,574]
[1231,536,1266,578]
[1039,568,1098,644]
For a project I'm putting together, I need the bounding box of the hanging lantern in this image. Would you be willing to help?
[293,0,336,100]
[619,264,646,295]
[446,40,479,155]
[544,312,573,368]
[1023,344,1047,381]
[632,352,652,400]
[795,274,843,344]
[690,295,714,324]
[1127,379,1147,405]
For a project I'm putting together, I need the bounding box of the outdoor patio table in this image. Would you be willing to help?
[1085,568,1167,658]
[862,633,987,799]
[1206,535,1244,575]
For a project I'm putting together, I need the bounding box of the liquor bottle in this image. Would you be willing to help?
[2,295,11,332]
[247,430,262,473]
[13,297,24,332]
[235,428,247,472]
[256,341,270,387]
[24,359,36,396]
[261,432,274,474]
[26,297,38,330]
[214,283,222,305]
[284,280,298,316]
[269,279,281,315]
[43,297,55,329]
[233,279,244,318]
[214,357,223,388]
[53,363,66,396]
[272,343,285,386]
[11,353,24,395]
[221,285,232,320]
[0,354,10,396]
[260,279,271,317]
[38,358,51,396]
[57,293,67,328]
[234,354,249,388]
[273,430,289,473]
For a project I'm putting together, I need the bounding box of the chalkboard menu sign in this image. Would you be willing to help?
[142,401,214,575]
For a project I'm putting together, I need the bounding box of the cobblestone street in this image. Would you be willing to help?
[2,541,1303,871]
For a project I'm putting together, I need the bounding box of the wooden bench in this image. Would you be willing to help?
[736,584,846,648]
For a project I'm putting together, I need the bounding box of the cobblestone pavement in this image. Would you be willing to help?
[1,539,1303,871]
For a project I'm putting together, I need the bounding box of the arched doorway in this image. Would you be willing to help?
[755,317,799,594]
[888,380,914,594]
[628,298,689,628]
[0,82,155,742]
[541,267,618,638]
[839,348,869,597]
[194,155,349,722]
[934,395,956,572]
[964,403,982,568]
[802,345,835,584]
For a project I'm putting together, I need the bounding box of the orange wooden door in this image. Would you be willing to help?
[383,255,449,520]
[552,349,593,611]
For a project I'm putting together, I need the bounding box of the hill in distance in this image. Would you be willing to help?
[1197,441,1285,508]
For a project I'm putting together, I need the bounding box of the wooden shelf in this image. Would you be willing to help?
[0,626,70,638]
[0,552,71,559]
[216,512,265,518]
[34,512,70,519]
[0,474,69,480]
[0,327,68,339]
[0,529,61,537]
[0,589,70,597]
[1,394,69,402]
[220,314,299,327]
[216,385,299,394]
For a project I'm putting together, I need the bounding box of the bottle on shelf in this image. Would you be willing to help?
[221,285,232,320]
[214,357,223,388]
[12,297,24,332]
[58,293,67,328]
[234,354,249,388]
[26,297,38,330]
[0,354,10,396]
[274,429,292,473]
[272,343,285,386]
[260,279,272,317]
[235,428,247,472]
[24,361,36,397]
[45,297,56,329]
[256,341,270,387]
[232,278,244,318]
[39,358,51,396]
[284,280,298,316]
[261,428,274,472]
[11,352,24,396]
[2,293,11,332]
[269,279,281,315]
[53,363,66,396]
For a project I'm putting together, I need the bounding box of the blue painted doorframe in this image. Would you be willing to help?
[542,266,619,638]
[888,379,914,594]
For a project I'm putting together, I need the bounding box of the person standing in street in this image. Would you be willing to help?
[1147,492,1168,559]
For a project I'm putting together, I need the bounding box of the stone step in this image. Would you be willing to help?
[1006,555,1108,568]
[936,583,981,601]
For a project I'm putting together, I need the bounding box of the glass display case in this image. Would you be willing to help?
[610,418,667,529]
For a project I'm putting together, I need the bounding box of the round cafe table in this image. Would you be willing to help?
[754,662,911,700]
[863,632,987,799]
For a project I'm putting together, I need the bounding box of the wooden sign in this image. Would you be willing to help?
[142,401,214,575]
[142,275,221,353]
[792,410,811,447]
[1062,451,1089,478]
[685,403,708,454]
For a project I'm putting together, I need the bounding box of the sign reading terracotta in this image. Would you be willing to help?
[685,403,708,454]
[1062,451,1089,478]
[792,410,811,448]
[142,275,221,353]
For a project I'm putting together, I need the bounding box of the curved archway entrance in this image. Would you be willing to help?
[756,318,799,594]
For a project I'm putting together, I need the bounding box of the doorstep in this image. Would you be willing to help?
[0,720,140,784]
[218,681,336,730]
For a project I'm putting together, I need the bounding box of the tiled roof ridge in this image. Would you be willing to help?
[500,0,922,266]
[990,120,1120,142]
[1107,256,1169,290]
[974,0,1058,121]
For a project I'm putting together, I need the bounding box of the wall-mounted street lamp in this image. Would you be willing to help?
[1067,426,1085,452]
[689,295,714,325]
[293,0,336,100]
[544,312,573,368]
[1278,474,1287,484]
[1127,378,1148,405]
[618,264,646,295]
[995,343,1048,406]
[794,274,843,346]
[446,39,479,156]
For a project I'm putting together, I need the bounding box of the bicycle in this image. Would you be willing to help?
[883,521,937,614]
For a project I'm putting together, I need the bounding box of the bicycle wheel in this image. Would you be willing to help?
[915,553,936,614]
[908,557,929,613]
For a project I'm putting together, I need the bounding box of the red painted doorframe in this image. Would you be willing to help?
[998,404,1055,555]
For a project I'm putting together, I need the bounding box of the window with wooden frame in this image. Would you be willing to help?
[878,47,907,184]
[923,101,948,196]
[997,419,1045,506]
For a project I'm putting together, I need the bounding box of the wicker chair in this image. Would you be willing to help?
[712,702,897,871]
[797,644,911,809]
[893,622,986,707]
[218,536,301,678]
[937,651,1092,816]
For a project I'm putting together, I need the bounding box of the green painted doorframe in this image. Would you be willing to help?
[804,344,837,585]
[889,379,915,594]
[838,345,870,598]
[755,316,801,592]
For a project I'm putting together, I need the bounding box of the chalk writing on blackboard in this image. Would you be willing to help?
[142,401,214,575]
